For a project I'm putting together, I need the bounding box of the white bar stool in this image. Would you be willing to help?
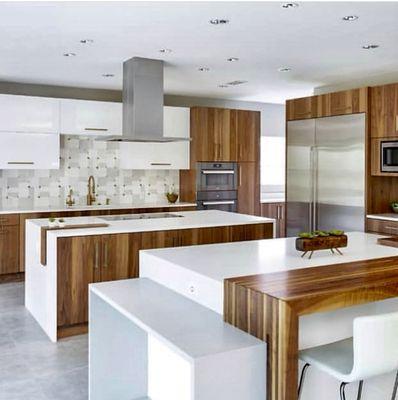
[298,312,398,400]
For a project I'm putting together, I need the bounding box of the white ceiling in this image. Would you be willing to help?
[1,1,398,104]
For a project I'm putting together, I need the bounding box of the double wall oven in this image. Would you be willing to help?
[196,162,238,212]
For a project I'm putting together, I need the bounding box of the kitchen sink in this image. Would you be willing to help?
[100,213,184,221]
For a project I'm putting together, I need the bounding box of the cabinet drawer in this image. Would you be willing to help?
[367,218,398,234]
[0,214,19,226]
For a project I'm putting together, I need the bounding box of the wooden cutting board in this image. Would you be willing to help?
[40,223,109,266]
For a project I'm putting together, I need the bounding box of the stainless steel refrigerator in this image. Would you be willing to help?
[286,113,365,237]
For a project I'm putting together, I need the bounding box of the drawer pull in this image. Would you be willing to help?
[7,161,34,165]
[150,163,172,166]
[94,242,100,269]
[103,243,108,269]
[84,128,109,132]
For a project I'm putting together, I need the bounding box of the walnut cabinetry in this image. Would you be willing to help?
[56,223,273,333]
[261,202,285,238]
[0,214,20,276]
[180,107,260,215]
[286,87,368,121]
[370,84,398,138]
[367,218,398,235]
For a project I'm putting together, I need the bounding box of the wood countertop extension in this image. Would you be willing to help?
[224,255,398,400]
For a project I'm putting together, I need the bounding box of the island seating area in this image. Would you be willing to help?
[89,279,266,400]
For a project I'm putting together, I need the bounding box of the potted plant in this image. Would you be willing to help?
[48,217,57,228]
[165,186,179,204]
[58,218,66,228]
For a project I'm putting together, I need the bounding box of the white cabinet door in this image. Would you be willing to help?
[119,141,189,170]
[60,99,122,136]
[164,106,190,138]
[0,94,60,133]
[0,133,60,169]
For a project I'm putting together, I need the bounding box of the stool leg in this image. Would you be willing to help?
[298,363,310,399]
[392,371,398,400]
[357,380,363,400]
[340,382,348,400]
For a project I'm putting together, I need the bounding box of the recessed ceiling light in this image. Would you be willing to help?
[362,44,379,50]
[80,39,94,44]
[226,80,248,86]
[218,84,229,88]
[342,15,359,21]
[209,18,229,25]
[282,3,299,9]
[63,52,76,57]
[159,48,172,53]
[102,74,115,78]
[278,67,292,72]
[227,57,239,62]
[198,67,210,72]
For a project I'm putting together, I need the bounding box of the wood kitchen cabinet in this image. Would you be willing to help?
[56,222,273,336]
[237,162,260,216]
[261,202,285,238]
[0,214,20,275]
[237,110,260,162]
[367,218,398,235]
[370,83,398,138]
[57,234,131,328]
[287,88,368,121]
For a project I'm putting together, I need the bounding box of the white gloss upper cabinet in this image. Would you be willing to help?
[60,99,122,136]
[163,106,190,138]
[0,133,60,169]
[0,94,60,133]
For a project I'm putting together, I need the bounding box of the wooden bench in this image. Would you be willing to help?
[89,278,266,400]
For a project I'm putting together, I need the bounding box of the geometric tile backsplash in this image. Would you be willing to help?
[0,136,179,208]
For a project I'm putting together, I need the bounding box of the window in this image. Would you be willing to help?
[260,136,285,198]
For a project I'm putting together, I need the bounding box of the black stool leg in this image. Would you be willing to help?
[392,371,398,400]
[357,380,363,400]
[340,382,348,400]
[298,363,310,399]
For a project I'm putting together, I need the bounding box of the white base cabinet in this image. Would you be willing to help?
[60,99,122,136]
[0,133,60,169]
[0,94,60,134]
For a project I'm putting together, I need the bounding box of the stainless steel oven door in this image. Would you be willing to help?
[381,141,398,172]
[197,162,238,191]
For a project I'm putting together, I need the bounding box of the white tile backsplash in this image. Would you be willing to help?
[0,136,179,208]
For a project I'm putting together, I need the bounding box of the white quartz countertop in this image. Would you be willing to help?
[367,213,398,221]
[0,201,196,215]
[28,210,274,238]
[141,232,398,282]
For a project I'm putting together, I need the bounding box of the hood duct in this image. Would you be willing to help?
[107,57,188,142]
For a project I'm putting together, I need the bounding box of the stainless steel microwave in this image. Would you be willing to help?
[381,141,398,172]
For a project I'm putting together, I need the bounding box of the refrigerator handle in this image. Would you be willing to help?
[309,146,314,232]
[313,147,318,231]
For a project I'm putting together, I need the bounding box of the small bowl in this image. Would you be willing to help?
[392,204,398,213]
[166,193,178,204]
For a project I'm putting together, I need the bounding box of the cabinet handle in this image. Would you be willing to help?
[239,165,242,186]
[150,163,172,166]
[239,144,243,160]
[396,116,398,132]
[84,128,109,132]
[94,242,100,269]
[103,243,108,268]
[277,206,280,220]
[7,161,34,165]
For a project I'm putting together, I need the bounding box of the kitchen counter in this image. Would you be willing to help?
[0,201,197,215]
[140,231,398,400]
[27,210,274,238]
[367,213,398,221]
[25,210,274,342]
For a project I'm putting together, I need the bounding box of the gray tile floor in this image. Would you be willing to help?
[0,282,88,400]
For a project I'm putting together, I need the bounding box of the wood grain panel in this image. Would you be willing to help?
[238,162,260,216]
[224,255,398,400]
[0,225,19,274]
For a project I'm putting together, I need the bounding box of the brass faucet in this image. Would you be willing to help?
[66,189,75,207]
[87,176,96,206]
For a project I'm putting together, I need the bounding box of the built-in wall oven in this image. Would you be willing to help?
[196,162,238,212]
[381,140,398,172]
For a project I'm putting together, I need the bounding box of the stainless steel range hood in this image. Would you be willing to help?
[107,57,188,142]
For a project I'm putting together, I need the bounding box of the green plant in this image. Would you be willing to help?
[329,229,344,236]
[58,218,65,223]
[298,232,315,239]
[49,217,56,223]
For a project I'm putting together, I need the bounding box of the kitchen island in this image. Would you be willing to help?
[141,232,398,400]
[25,210,274,341]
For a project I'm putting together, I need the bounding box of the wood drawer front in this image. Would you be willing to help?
[367,218,398,234]
[0,214,19,226]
